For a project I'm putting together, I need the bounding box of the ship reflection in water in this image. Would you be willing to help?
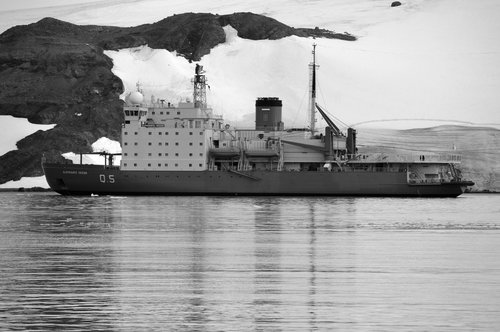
[1,193,499,331]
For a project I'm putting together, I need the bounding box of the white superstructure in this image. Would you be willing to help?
[121,98,223,171]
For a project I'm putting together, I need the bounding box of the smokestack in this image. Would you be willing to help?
[346,128,357,159]
[255,97,284,131]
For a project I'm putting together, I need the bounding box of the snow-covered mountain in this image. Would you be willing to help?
[0,0,498,189]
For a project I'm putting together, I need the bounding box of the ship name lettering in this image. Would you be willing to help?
[63,170,88,175]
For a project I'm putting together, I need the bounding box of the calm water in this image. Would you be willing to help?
[0,193,499,331]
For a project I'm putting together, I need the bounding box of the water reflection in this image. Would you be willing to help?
[1,194,117,331]
[1,193,499,331]
[253,199,283,330]
[185,200,207,329]
[307,202,318,331]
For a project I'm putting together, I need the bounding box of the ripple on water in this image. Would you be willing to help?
[0,193,499,331]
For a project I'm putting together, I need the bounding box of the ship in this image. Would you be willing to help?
[43,45,474,197]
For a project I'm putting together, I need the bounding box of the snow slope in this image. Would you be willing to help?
[0,116,55,156]
[105,28,319,128]
[62,137,122,165]
[0,175,52,189]
[358,126,500,192]
[2,0,498,128]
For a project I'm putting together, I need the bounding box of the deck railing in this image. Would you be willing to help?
[349,153,462,163]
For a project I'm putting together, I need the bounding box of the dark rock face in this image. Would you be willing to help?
[391,1,402,7]
[0,13,355,184]
[0,18,124,183]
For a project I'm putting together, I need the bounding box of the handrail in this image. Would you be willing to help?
[348,153,462,163]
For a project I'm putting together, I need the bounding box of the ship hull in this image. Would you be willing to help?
[43,163,470,197]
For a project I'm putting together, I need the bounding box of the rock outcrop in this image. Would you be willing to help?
[0,13,355,184]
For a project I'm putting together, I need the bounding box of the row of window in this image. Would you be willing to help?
[124,131,204,136]
[124,152,204,157]
[123,163,204,168]
[124,110,147,117]
[151,111,181,115]
[124,110,182,116]
[123,142,203,147]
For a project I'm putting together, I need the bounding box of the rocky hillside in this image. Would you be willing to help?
[0,13,354,184]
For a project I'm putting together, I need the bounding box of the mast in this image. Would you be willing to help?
[193,64,207,108]
[308,43,319,135]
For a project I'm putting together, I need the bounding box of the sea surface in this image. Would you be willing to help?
[0,192,499,331]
